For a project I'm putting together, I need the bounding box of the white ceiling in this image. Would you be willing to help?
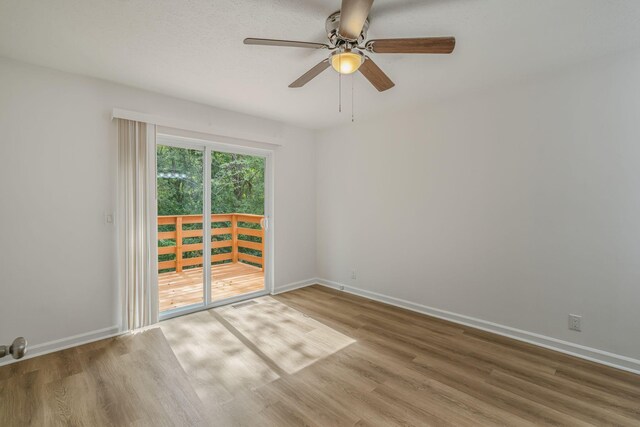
[2,0,640,129]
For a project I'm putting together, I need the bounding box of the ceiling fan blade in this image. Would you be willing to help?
[289,59,331,88]
[244,38,328,49]
[338,0,374,41]
[359,57,395,92]
[367,37,456,54]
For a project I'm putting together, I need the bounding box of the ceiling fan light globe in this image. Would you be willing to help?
[330,51,364,75]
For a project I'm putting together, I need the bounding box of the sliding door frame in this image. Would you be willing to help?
[156,133,274,321]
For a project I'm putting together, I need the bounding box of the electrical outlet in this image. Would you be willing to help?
[351,270,357,280]
[568,314,582,332]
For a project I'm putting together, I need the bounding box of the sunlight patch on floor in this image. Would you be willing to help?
[160,295,356,409]
[160,310,280,405]
[217,296,356,375]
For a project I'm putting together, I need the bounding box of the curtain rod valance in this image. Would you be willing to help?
[112,108,283,147]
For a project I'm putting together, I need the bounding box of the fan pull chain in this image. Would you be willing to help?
[338,55,342,113]
[351,73,355,122]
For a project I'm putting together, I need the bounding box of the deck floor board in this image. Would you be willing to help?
[158,262,264,312]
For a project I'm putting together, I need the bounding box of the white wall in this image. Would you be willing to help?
[316,50,640,363]
[0,57,316,352]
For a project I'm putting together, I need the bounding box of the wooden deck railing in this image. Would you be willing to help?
[157,213,264,272]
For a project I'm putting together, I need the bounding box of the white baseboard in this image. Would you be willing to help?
[0,325,124,367]
[272,278,320,295]
[285,278,640,375]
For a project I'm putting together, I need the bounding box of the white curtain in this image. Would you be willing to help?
[118,119,158,330]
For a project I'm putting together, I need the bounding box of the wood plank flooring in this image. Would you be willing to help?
[0,328,205,426]
[159,262,264,312]
[2,285,639,426]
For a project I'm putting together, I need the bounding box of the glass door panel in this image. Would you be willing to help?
[210,152,266,302]
[156,144,205,314]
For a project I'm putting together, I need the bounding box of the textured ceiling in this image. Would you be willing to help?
[1,0,640,129]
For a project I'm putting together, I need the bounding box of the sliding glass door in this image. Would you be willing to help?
[157,144,205,313]
[156,136,270,318]
[210,152,266,303]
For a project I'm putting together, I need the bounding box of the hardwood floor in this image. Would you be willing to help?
[0,328,205,426]
[2,285,639,426]
[159,262,264,312]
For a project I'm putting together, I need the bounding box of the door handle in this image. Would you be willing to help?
[0,337,27,360]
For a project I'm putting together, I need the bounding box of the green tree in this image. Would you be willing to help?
[156,146,265,270]
[211,152,264,215]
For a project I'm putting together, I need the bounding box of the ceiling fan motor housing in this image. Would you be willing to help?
[326,11,369,46]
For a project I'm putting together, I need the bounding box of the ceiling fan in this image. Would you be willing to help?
[244,0,455,92]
